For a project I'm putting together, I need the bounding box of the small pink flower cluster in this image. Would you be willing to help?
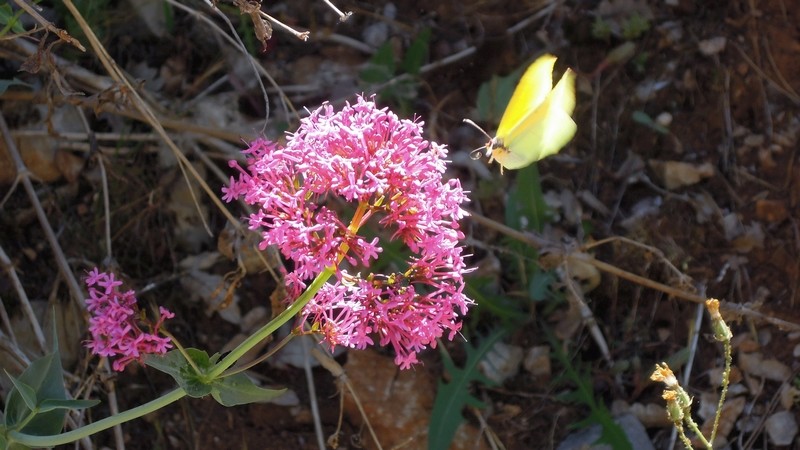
[223,96,472,368]
[84,268,174,372]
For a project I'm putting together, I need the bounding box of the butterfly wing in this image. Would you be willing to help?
[494,54,558,140]
[493,68,577,170]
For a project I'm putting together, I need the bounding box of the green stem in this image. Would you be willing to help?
[683,412,712,449]
[675,424,694,450]
[7,388,186,448]
[709,338,733,444]
[206,266,335,379]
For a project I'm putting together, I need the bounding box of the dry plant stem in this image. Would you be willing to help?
[61,0,244,236]
[69,104,125,448]
[258,10,310,41]
[505,1,557,34]
[0,113,84,305]
[5,39,113,91]
[0,294,20,348]
[301,336,327,450]
[721,69,734,173]
[741,371,796,449]
[762,35,800,100]
[371,47,477,95]
[0,88,252,144]
[11,0,86,51]
[0,332,31,367]
[682,302,705,386]
[207,3,271,130]
[96,155,113,259]
[668,303,704,450]
[469,406,503,450]
[101,358,126,450]
[311,348,384,450]
[11,129,160,142]
[562,261,613,366]
[467,211,800,331]
[0,244,46,352]
[320,0,353,21]
[732,43,800,104]
[321,32,374,54]
[582,235,690,286]
[167,0,296,120]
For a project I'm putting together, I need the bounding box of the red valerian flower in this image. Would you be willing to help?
[223,96,472,368]
[84,268,173,372]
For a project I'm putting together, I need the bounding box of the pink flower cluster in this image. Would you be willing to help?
[223,96,472,368]
[84,268,174,372]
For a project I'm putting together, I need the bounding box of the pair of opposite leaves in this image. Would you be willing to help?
[472,53,577,171]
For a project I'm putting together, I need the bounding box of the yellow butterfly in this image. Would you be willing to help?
[466,54,577,171]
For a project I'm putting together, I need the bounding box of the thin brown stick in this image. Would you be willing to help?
[12,0,86,51]
[61,0,244,237]
[0,112,84,305]
[468,210,800,331]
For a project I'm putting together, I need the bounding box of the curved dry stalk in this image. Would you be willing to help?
[467,210,800,332]
[732,43,800,104]
[0,294,20,349]
[581,235,692,288]
[0,112,84,306]
[61,0,243,238]
[167,0,296,121]
[301,337,326,450]
[0,245,46,353]
[311,347,384,450]
[561,259,613,366]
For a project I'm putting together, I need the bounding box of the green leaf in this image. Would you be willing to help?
[622,13,650,40]
[3,352,68,437]
[0,3,25,35]
[37,398,100,414]
[529,270,556,302]
[400,28,430,75]
[591,17,612,41]
[360,42,395,83]
[5,374,35,412]
[144,349,216,398]
[631,110,669,135]
[475,65,525,125]
[429,329,505,450]
[506,164,551,232]
[465,277,526,324]
[210,373,287,407]
[547,328,633,450]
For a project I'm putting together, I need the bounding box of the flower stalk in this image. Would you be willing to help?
[652,299,734,449]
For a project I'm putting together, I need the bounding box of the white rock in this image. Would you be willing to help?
[698,37,727,55]
[766,411,798,446]
[479,341,524,384]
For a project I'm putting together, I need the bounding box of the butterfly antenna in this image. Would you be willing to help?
[462,118,492,140]
[463,119,494,160]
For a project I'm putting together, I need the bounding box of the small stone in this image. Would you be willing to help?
[479,342,524,384]
[655,112,673,127]
[523,345,551,378]
[698,36,726,55]
[765,411,798,446]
